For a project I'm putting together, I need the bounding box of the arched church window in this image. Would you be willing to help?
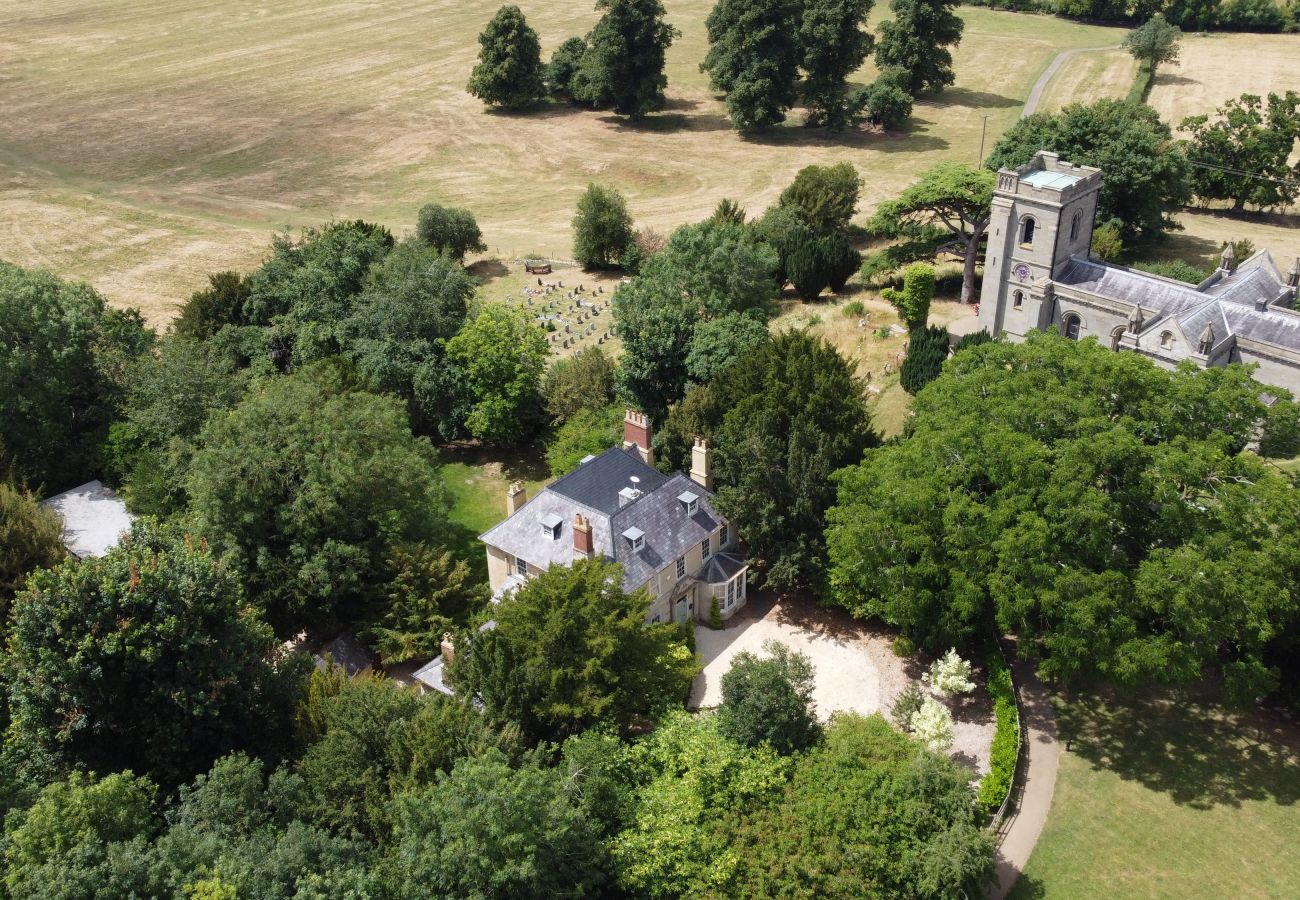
[1070,211,1082,241]
[1062,313,1081,340]
[1020,217,1037,246]
[1160,331,1174,350]
[1111,326,1125,351]
[1012,290,1024,309]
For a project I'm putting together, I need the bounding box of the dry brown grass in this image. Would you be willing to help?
[1037,47,1137,114]
[0,2,1129,324]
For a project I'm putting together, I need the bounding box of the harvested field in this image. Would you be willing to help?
[0,2,1127,324]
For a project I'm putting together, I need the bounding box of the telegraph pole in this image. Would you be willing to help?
[977,115,990,166]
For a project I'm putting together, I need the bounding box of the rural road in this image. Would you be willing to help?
[988,655,1061,900]
[1022,46,1120,117]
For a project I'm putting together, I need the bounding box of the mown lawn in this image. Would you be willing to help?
[437,448,549,583]
[1010,690,1300,899]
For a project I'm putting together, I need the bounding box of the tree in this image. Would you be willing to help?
[452,558,700,742]
[414,203,487,260]
[1090,222,1124,261]
[341,242,474,435]
[724,715,994,898]
[3,771,156,899]
[862,68,914,129]
[572,0,679,120]
[547,36,588,100]
[0,481,65,616]
[103,335,249,517]
[0,261,153,489]
[171,271,250,341]
[543,346,617,423]
[882,261,935,329]
[1181,92,1300,211]
[701,0,803,129]
[909,696,953,750]
[710,197,747,226]
[368,544,489,664]
[5,521,299,787]
[445,304,549,446]
[546,405,624,476]
[900,323,950,394]
[778,162,864,236]
[707,331,876,588]
[1123,13,1181,71]
[785,228,835,301]
[614,220,779,416]
[188,360,451,633]
[890,682,925,727]
[392,750,611,898]
[874,0,964,95]
[685,313,771,387]
[717,640,821,754]
[466,6,546,110]
[573,183,635,268]
[826,332,1300,699]
[870,163,995,304]
[928,648,975,698]
[986,99,1191,240]
[799,0,876,130]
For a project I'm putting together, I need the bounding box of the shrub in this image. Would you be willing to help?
[1091,223,1124,262]
[890,682,924,728]
[881,262,934,329]
[891,634,915,657]
[1131,259,1210,284]
[842,300,865,318]
[976,651,1019,815]
[953,329,993,354]
[909,696,953,751]
[927,647,976,698]
[708,596,723,629]
[717,639,821,754]
[900,324,950,395]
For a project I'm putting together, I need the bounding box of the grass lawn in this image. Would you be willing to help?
[1010,690,1300,899]
[437,446,549,582]
[0,2,1129,324]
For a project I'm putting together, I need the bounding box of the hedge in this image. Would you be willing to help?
[976,650,1020,816]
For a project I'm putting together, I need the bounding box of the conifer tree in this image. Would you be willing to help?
[874,0,964,95]
[467,6,546,110]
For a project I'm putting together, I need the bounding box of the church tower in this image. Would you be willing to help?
[978,151,1103,337]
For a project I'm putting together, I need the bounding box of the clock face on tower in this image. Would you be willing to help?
[1013,264,1031,281]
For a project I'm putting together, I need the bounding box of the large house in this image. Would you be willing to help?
[480,410,749,625]
[979,150,1300,393]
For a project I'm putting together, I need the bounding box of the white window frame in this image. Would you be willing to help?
[701,537,711,561]
[676,556,686,579]
[515,556,528,578]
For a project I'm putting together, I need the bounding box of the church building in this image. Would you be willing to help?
[978,150,1300,393]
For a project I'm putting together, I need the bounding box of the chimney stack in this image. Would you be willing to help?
[573,513,593,558]
[440,632,455,667]
[505,481,526,516]
[1219,242,1237,274]
[690,437,713,490]
[623,409,654,466]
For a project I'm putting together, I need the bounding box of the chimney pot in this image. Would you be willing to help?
[506,481,527,516]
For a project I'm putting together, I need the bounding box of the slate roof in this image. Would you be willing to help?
[609,472,722,589]
[480,448,726,593]
[699,552,747,584]
[548,446,669,515]
[40,480,134,559]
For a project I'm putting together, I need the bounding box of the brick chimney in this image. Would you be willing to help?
[505,481,526,516]
[573,513,594,558]
[690,437,713,490]
[623,409,654,466]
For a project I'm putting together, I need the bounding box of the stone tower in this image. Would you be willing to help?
[978,151,1103,337]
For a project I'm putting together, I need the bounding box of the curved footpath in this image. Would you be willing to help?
[988,655,1060,900]
[1022,46,1120,117]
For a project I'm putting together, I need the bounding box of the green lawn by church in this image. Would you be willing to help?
[1010,690,1300,899]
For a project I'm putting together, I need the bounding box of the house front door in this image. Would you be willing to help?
[675,596,689,624]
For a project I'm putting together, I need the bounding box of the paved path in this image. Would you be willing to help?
[1022,46,1120,117]
[988,653,1061,900]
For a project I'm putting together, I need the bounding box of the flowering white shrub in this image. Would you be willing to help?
[928,648,975,699]
[909,696,954,752]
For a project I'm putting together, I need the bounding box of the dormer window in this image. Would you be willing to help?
[677,490,699,516]
[622,527,645,553]
[540,513,562,540]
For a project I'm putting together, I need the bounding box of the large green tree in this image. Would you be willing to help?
[391,749,611,898]
[683,331,876,588]
[870,162,995,304]
[546,404,624,477]
[367,544,489,665]
[188,360,451,633]
[778,162,864,236]
[466,5,546,110]
[717,640,821,754]
[445,304,549,446]
[171,270,251,341]
[5,521,299,787]
[1181,91,1300,212]
[573,183,635,269]
[986,99,1191,240]
[0,482,65,619]
[414,203,487,260]
[700,0,803,129]
[799,0,876,131]
[573,0,679,120]
[543,346,617,424]
[1123,13,1181,70]
[452,558,700,742]
[874,0,964,95]
[614,220,779,417]
[826,333,1300,701]
[0,262,153,489]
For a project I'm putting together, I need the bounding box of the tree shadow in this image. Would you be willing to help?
[467,257,510,283]
[1154,73,1199,88]
[1059,687,1300,810]
[596,111,733,133]
[1006,873,1049,900]
[922,87,1021,110]
[1135,229,1223,268]
[738,119,949,153]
